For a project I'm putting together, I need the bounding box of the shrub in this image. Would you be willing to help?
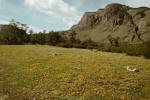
[134,10,146,18]
[96,43,150,59]
[81,38,98,49]
[47,32,66,46]
[57,42,73,48]
[143,42,150,58]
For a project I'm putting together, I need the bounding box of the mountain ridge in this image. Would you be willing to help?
[70,3,150,44]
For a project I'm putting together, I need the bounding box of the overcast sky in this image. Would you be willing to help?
[0,0,150,32]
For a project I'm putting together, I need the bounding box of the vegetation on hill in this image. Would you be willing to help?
[0,20,28,44]
[0,19,150,59]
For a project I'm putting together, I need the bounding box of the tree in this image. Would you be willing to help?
[69,30,77,43]
[107,35,120,47]
[107,35,113,45]
[0,19,28,44]
[48,32,63,45]
[38,32,46,44]
[114,37,120,47]
[81,38,98,49]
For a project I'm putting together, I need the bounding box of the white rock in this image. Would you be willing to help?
[126,66,139,72]
[52,53,61,56]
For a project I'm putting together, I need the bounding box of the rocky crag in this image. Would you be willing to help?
[70,3,150,43]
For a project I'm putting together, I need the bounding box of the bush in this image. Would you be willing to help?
[101,45,122,53]
[96,43,150,59]
[134,10,146,18]
[57,42,73,48]
[143,42,150,58]
[80,38,98,49]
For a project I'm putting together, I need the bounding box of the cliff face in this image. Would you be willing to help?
[72,3,132,30]
[71,3,150,43]
[71,12,102,30]
[102,4,132,26]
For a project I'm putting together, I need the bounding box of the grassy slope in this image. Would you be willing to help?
[76,25,131,43]
[76,25,110,43]
[0,45,150,100]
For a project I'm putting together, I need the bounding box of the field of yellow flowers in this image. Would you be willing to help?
[0,45,150,100]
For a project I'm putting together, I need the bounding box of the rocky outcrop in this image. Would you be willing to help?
[102,4,133,26]
[72,3,134,31]
[71,12,103,30]
[70,3,150,43]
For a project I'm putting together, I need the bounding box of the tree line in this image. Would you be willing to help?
[0,20,97,48]
[0,20,150,59]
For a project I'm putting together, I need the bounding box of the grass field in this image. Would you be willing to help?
[0,45,150,100]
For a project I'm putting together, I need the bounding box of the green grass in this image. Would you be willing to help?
[0,45,150,100]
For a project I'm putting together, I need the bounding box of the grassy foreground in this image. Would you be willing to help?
[0,45,150,100]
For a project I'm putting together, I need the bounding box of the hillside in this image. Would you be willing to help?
[71,3,150,44]
[0,45,150,100]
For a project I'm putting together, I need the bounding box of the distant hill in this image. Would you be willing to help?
[70,3,150,44]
